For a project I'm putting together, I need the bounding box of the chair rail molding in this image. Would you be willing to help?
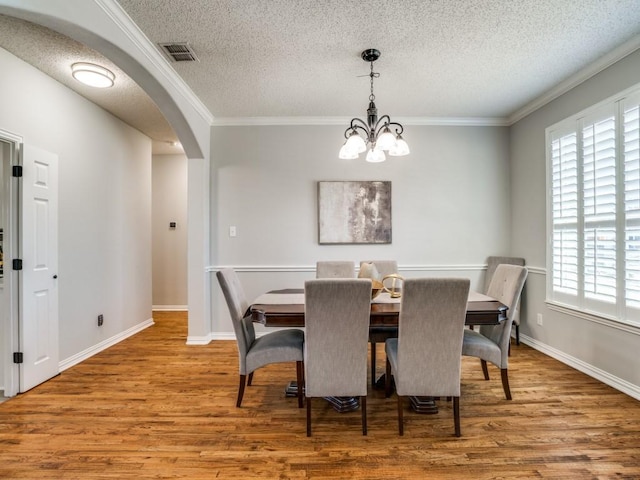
[207,264,488,273]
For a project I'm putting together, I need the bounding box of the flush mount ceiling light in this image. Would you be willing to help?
[339,49,409,163]
[71,62,115,88]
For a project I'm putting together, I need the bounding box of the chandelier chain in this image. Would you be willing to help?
[369,61,379,102]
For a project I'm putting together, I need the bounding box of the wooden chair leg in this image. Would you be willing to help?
[306,397,312,437]
[501,368,512,400]
[481,359,490,380]
[453,396,461,437]
[236,374,247,408]
[397,395,404,436]
[370,342,377,387]
[296,361,304,408]
[515,324,520,345]
[247,372,254,386]
[361,396,367,436]
[385,358,392,398]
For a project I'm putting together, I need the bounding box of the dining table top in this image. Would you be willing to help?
[249,288,508,328]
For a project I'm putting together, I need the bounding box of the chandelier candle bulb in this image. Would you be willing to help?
[338,49,409,162]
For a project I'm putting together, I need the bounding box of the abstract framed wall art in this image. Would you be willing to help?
[318,181,392,244]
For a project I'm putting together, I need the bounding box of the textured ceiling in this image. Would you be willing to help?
[1,1,640,155]
[116,0,640,120]
[0,14,181,154]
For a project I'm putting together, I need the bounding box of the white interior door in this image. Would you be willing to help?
[20,144,59,392]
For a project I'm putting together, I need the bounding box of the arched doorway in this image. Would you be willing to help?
[0,0,213,395]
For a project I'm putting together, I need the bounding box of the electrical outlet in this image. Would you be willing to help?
[229,226,237,237]
[98,314,104,327]
[536,313,543,326]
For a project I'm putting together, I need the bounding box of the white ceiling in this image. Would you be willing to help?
[1,1,640,152]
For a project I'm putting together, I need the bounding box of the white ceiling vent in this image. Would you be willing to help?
[159,42,199,62]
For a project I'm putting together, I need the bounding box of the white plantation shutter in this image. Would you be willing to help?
[547,86,640,326]
[551,132,578,296]
[624,100,640,310]
[583,114,616,304]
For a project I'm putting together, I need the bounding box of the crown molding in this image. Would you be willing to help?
[212,116,510,127]
[509,34,640,124]
[95,0,214,125]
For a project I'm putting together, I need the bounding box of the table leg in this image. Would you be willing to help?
[285,382,360,412]
[409,396,439,414]
[374,376,439,414]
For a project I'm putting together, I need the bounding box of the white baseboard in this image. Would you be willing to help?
[152,305,188,311]
[58,318,155,372]
[520,333,640,401]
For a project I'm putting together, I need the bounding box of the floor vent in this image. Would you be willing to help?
[159,42,199,62]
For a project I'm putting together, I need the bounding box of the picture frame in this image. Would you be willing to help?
[318,181,392,244]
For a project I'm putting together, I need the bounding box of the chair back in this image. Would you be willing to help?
[304,278,372,397]
[480,264,528,366]
[216,269,256,372]
[316,261,356,278]
[484,256,525,294]
[394,278,470,397]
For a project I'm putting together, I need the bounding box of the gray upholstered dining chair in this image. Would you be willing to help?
[216,268,304,408]
[385,278,470,436]
[360,260,399,387]
[315,261,356,278]
[304,278,372,436]
[463,264,528,400]
[485,256,525,345]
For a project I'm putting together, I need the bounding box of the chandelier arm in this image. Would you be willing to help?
[372,115,392,136]
[386,121,404,136]
[349,118,371,136]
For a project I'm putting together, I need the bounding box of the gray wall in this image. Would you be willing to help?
[0,47,152,365]
[210,123,511,334]
[152,154,188,308]
[510,48,640,394]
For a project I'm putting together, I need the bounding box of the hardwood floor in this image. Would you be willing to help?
[1,311,639,479]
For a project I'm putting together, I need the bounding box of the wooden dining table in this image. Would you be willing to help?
[249,288,508,328]
[248,287,508,414]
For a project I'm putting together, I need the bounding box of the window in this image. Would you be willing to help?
[547,85,640,326]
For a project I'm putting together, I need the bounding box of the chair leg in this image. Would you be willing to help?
[361,396,368,436]
[453,396,461,437]
[306,397,312,437]
[385,358,392,398]
[397,395,404,436]
[370,342,377,387]
[247,372,254,386]
[481,360,490,380]
[501,368,512,400]
[236,374,247,408]
[296,361,304,408]
[515,324,520,345]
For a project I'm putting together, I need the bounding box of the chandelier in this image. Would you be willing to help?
[338,49,410,162]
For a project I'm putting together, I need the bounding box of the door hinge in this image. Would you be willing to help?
[12,165,23,177]
[13,352,23,364]
[12,259,22,270]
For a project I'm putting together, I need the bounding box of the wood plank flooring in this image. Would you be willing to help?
[1,311,639,479]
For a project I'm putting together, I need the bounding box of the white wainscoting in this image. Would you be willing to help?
[520,334,640,401]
